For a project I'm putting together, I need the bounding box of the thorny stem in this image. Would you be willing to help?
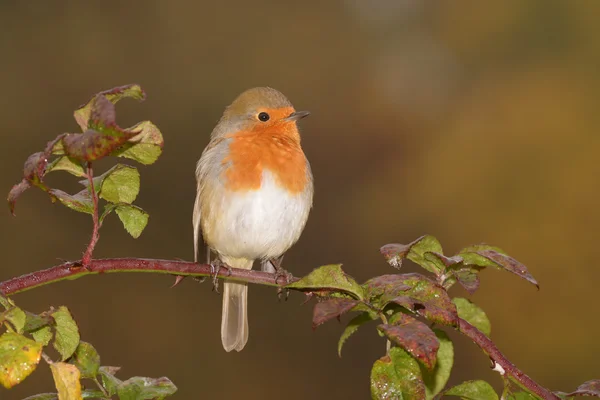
[82,162,100,268]
[0,259,559,399]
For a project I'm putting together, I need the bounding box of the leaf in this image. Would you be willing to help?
[380,235,443,273]
[24,311,53,332]
[22,394,59,400]
[0,332,43,388]
[370,347,426,399]
[379,313,440,371]
[3,306,26,333]
[7,180,32,216]
[453,268,481,295]
[32,326,53,346]
[112,121,164,165]
[116,376,177,400]
[61,127,136,163]
[115,204,149,239]
[286,264,364,300]
[99,366,122,396]
[424,252,462,273]
[74,84,145,132]
[362,275,412,307]
[476,250,539,289]
[406,235,444,274]
[444,380,499,399]
[338,312,377,357]
[49,189,94,214]
[50,362,82,400]
[52,306,80,361]
[23,152,49,183]
[563,380,600,397]
[367,273,458,326]
[312,298,359,329]
[45,156,85,177]
[453,298,491,337]
[82,389,106,398]
[70,341,100,379]
[99,165,140,204]
[421,330,454,399]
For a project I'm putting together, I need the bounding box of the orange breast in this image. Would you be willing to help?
[221,125,308,194]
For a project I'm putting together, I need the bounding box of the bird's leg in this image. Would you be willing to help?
[268,255,292,300]
[209,256,232,294]
[193,246,212,284]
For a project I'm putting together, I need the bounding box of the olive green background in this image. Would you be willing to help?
[1,1,599,398]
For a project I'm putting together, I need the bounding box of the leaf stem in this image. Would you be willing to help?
[82,162,100,268]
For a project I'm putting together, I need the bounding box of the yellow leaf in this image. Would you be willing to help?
[50,362,82,400]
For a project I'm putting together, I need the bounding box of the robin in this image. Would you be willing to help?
[193,87,313,352]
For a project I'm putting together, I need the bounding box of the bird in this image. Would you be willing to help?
[193,87,313,352]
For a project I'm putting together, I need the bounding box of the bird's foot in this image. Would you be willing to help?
[210,259,232,294]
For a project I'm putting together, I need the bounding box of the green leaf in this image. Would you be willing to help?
[97,164,140,204]
[32,326,53,346]
[74,84,145,132]
[50,362,82,400]
[82,389,107,398]
[49,188,94,214]
[380,235,443,274]
[370,347,426,399]
[3,306,26,333]
[112,121,164,165]
[338,311,377,357]
[24,311,53,332]
[312,298,359,329]
[117,376,177,400]
[115,204,149,239]
[453,298,491,337]
[286,264,364,300]
[422,330,454,399]
[99,366,122,396]
[70,341,100,379]
[445,380,499,399]
[379,313,440,371]
[0,332,43,388]
[406,235,444,274]
[22,394,59,400]
[52,306,80,361]
[45,156,85,177]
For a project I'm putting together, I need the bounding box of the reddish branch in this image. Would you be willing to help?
[0,259,558,399]
[82,162,100,267]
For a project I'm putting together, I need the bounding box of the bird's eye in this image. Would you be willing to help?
[258,112,270,122]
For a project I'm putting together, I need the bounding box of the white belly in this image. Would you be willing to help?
[206,170,312,261]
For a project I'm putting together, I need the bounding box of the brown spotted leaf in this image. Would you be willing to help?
[74,84,145,131]
[563,380,600,397]
[7,180,31,216]
[362,275,411,307]
[453,268,481,295]
[111,121,164,165]
[312,298,359,329]
[379,313,440,371]
[367,273,458,326]
[476,250,539,289]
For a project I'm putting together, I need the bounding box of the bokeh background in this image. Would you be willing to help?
[1,1,599,398]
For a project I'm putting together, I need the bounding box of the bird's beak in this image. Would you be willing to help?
[284,110,310,122]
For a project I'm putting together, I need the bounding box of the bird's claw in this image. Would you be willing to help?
[210,259,231,294]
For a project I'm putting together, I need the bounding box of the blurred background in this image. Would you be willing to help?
[1,1,599,398]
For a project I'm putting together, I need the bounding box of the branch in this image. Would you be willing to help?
[0,258,286,296]
[458,319,559,400]
[0,258,558,398]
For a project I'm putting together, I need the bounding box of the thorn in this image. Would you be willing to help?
[170,275,185,288]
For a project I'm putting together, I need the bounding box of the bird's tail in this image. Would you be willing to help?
[220,257,253,352]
